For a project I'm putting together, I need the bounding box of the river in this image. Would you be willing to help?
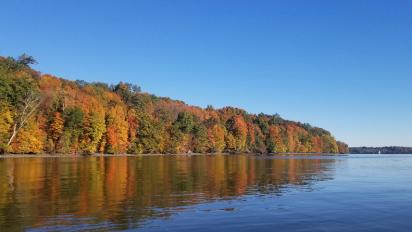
[0,154,411,231]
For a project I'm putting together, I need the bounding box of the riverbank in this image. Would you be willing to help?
[0,152,346,158]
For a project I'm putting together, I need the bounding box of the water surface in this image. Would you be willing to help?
[0,154,411,231]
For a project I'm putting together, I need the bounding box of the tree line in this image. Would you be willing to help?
[350,147,412,154]
[0,55,349,154]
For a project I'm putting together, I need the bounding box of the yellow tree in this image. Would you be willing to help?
[0,103,13,152]
[49,112,64,152]
[10,117,45,154]
[208,124,225,153]
[105,105,129,154]
[80,113,106,154]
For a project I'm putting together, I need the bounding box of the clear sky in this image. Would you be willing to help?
[1,0,411,147]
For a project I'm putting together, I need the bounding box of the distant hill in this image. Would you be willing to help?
[0,54,348,154]
[350,147,412,154]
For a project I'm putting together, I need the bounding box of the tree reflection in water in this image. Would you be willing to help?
[0,154,336,231]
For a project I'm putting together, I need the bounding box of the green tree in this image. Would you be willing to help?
[174,112,194,133]
[192,124,209,153]
[81,113,106,154]
[61,107,84,153]
[132,113,165,154]
[321,134,338,153]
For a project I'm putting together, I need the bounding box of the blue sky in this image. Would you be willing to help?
[1,0,411,147]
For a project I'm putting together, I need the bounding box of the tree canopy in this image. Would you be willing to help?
[0,55,349,154]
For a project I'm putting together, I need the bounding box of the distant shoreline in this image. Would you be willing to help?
[350,146,412,154]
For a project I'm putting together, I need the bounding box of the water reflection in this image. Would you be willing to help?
[0,154,337,231]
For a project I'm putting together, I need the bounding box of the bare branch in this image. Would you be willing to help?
[7,91,41,146]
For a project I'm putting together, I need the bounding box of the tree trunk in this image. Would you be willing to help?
[7,124,17,146]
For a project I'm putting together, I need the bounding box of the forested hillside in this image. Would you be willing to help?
[0,55,349,154]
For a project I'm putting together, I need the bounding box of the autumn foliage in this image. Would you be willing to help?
[0,55,349,154]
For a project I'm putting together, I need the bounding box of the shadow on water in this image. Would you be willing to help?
[0,154,338,231]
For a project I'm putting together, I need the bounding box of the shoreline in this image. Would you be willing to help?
[0,152,347,158]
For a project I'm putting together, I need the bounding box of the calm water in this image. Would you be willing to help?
[0,154,412,232]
